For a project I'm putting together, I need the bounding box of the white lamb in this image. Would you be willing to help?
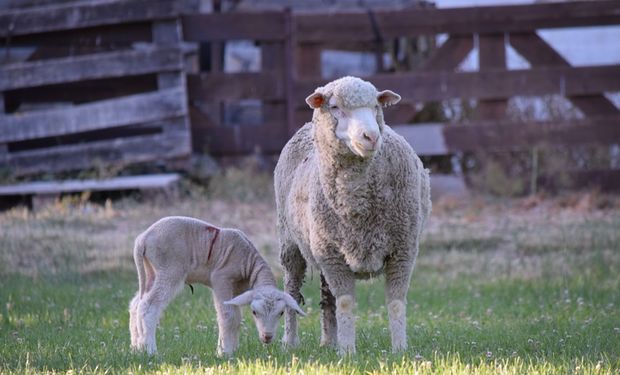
[128,216,305,356]
[275,76,431,354]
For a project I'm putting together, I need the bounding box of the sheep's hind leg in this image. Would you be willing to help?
[138,276,184,355]
[129,293,141,349]
[280,244,306,348]
[319,273,337,347]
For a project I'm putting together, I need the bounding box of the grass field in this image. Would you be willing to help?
[1,172,619,374]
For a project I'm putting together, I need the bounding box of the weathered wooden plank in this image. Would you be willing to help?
[0,47,183,91]
[5,75,157,105]
[182,12,285,41]
[476,34,507,120]
[419,35,473,71]
[2,119,191,176]
[443,117,620,152]
[509,32,619,117]
[187,72,284,101]
[0,0,198,38]
[394,117,620,155]
[0,88,187,143]
[5,23,152,46]
[0,173,180,196]
[295,0,620,43]
[293,65,620,105]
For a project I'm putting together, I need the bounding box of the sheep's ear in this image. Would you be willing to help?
[377,90,401,108]
[306,92,326,109]
[282,293,306,316]
[224,290,254,306]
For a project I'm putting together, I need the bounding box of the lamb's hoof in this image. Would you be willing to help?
[391,343,407,353]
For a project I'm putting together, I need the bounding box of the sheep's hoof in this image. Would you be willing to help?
[337,345,356,356]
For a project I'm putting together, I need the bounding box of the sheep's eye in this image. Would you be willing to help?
[252,310,257,316]
[329,105,339,110]
[279,311,284,317]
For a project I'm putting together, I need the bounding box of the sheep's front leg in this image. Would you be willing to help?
[321,265,356,355]
[212,287,241,357]
[384,253,416,353]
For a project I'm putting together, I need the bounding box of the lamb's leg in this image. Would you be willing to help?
[321,264,356,355]
[212,286,241,357]
[129,293,141,349]
[384,253,416,353]
[280,244,306,348]
[319,273,337,347]
[138,276,184,355]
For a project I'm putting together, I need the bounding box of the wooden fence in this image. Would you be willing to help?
[0,0,197,176]
[1,0,619,187]
[183,0,620,158]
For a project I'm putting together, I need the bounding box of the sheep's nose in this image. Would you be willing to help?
[363,131,378,146]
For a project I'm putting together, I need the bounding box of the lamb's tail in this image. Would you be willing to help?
[133,234,147,298]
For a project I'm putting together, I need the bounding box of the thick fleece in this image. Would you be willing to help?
[275,76,431,354]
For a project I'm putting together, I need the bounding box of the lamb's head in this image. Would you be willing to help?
[224,287,305,344]
[306,76,401,159]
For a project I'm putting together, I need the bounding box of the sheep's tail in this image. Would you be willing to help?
[420,167,432,232]
[133,234,147,298]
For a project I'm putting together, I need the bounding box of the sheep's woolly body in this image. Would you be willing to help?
[275,76,431,354]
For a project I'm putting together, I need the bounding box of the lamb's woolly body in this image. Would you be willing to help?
[128,216,300,356]
[275,76,431,354]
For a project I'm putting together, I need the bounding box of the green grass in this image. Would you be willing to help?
[0,190,619,374]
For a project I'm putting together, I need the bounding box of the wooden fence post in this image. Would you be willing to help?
[476,33,507,121]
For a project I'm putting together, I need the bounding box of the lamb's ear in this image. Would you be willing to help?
[306,92,326,109]
[377,90,401,108]
[282,292,306,316]
[224,290,254,306]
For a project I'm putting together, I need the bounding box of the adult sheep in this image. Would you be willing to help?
[275,76,431,354]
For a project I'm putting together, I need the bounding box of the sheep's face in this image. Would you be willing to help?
[224,288,305,344]
[327,95,382,158]
[306,77,401,159]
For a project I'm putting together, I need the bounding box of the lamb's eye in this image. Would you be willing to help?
[252,310,257,316]
[330,105,339,110]
[279,311,284,317]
